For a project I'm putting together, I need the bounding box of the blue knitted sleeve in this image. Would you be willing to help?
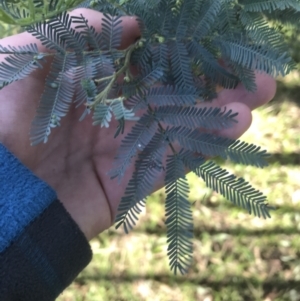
[0,143,57,252]
[0,144,92,300]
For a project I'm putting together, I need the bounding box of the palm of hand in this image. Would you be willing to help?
[0,8,276,240]
[0,58,133,239]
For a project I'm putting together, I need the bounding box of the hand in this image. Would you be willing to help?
[0,8,276,240]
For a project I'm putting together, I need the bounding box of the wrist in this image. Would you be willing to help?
[52,184,112,241]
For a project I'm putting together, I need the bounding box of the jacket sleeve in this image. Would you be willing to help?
[0,143,92,301]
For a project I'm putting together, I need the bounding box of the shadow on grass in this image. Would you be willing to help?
[75,273,300,295]
[268,152,300,165]
[273,81,300,107]
[135,224,300,237]
[132,201,300,237]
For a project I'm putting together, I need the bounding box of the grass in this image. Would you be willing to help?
[0,19,299,301]
[57,72,300,301]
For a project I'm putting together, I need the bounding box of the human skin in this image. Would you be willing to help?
[0,8,277,240]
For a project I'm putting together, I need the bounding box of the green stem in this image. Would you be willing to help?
[89,41,139,109]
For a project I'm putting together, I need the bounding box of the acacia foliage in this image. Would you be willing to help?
[0,0,298,274]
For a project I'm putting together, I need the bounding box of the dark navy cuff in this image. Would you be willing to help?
[0,199,92,301]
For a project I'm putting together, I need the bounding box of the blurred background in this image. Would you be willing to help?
[1,19,300,301]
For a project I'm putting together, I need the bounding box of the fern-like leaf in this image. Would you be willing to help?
[151,42,170,82]
[115,131,168,232]
[131,41,152,69]
[72,57,98,108]
[111,99,138,121]
[167,127,269,167]
[72,14,104,51]
[215,34,292,76]
[170,41,194,88]
[157,0,174,36]
[174,0,195,39]
[30,53,76,145]
[110,99,139,136]
[108,113,158,181]
[165,153,193,275]
[265,8,300,26]
[145,85,197,106]
[188,41,239,89]
[101,13,123,51]
[27,12,86,53]
[92,103,112,127]
[194,161,274,218]
[239,11,286,50]
[192,0,222,40]
[154,106,238,130]
[0,44,42,89]
[217,1,240,35]
[76,0,122,14]
[229,61,257,92]
[121,66,164,98]
[240,0,300,13]
[77,78,97,121]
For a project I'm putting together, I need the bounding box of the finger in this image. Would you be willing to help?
[71,8,141,49]
[0,31,34,51]
[216,102,252,139]
[173,102,252,146]
[215,72,277,110]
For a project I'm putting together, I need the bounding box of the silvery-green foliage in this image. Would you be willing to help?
[0,0,298,274]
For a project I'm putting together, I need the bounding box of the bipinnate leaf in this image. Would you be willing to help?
[165,153,193,275]
[30,53,76,145]
[0,44,42,89]
[115,131,168,232]
[167,127,269,167]
[154,106,238,130]
[108,113,158,181]
[195,161,274,218]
